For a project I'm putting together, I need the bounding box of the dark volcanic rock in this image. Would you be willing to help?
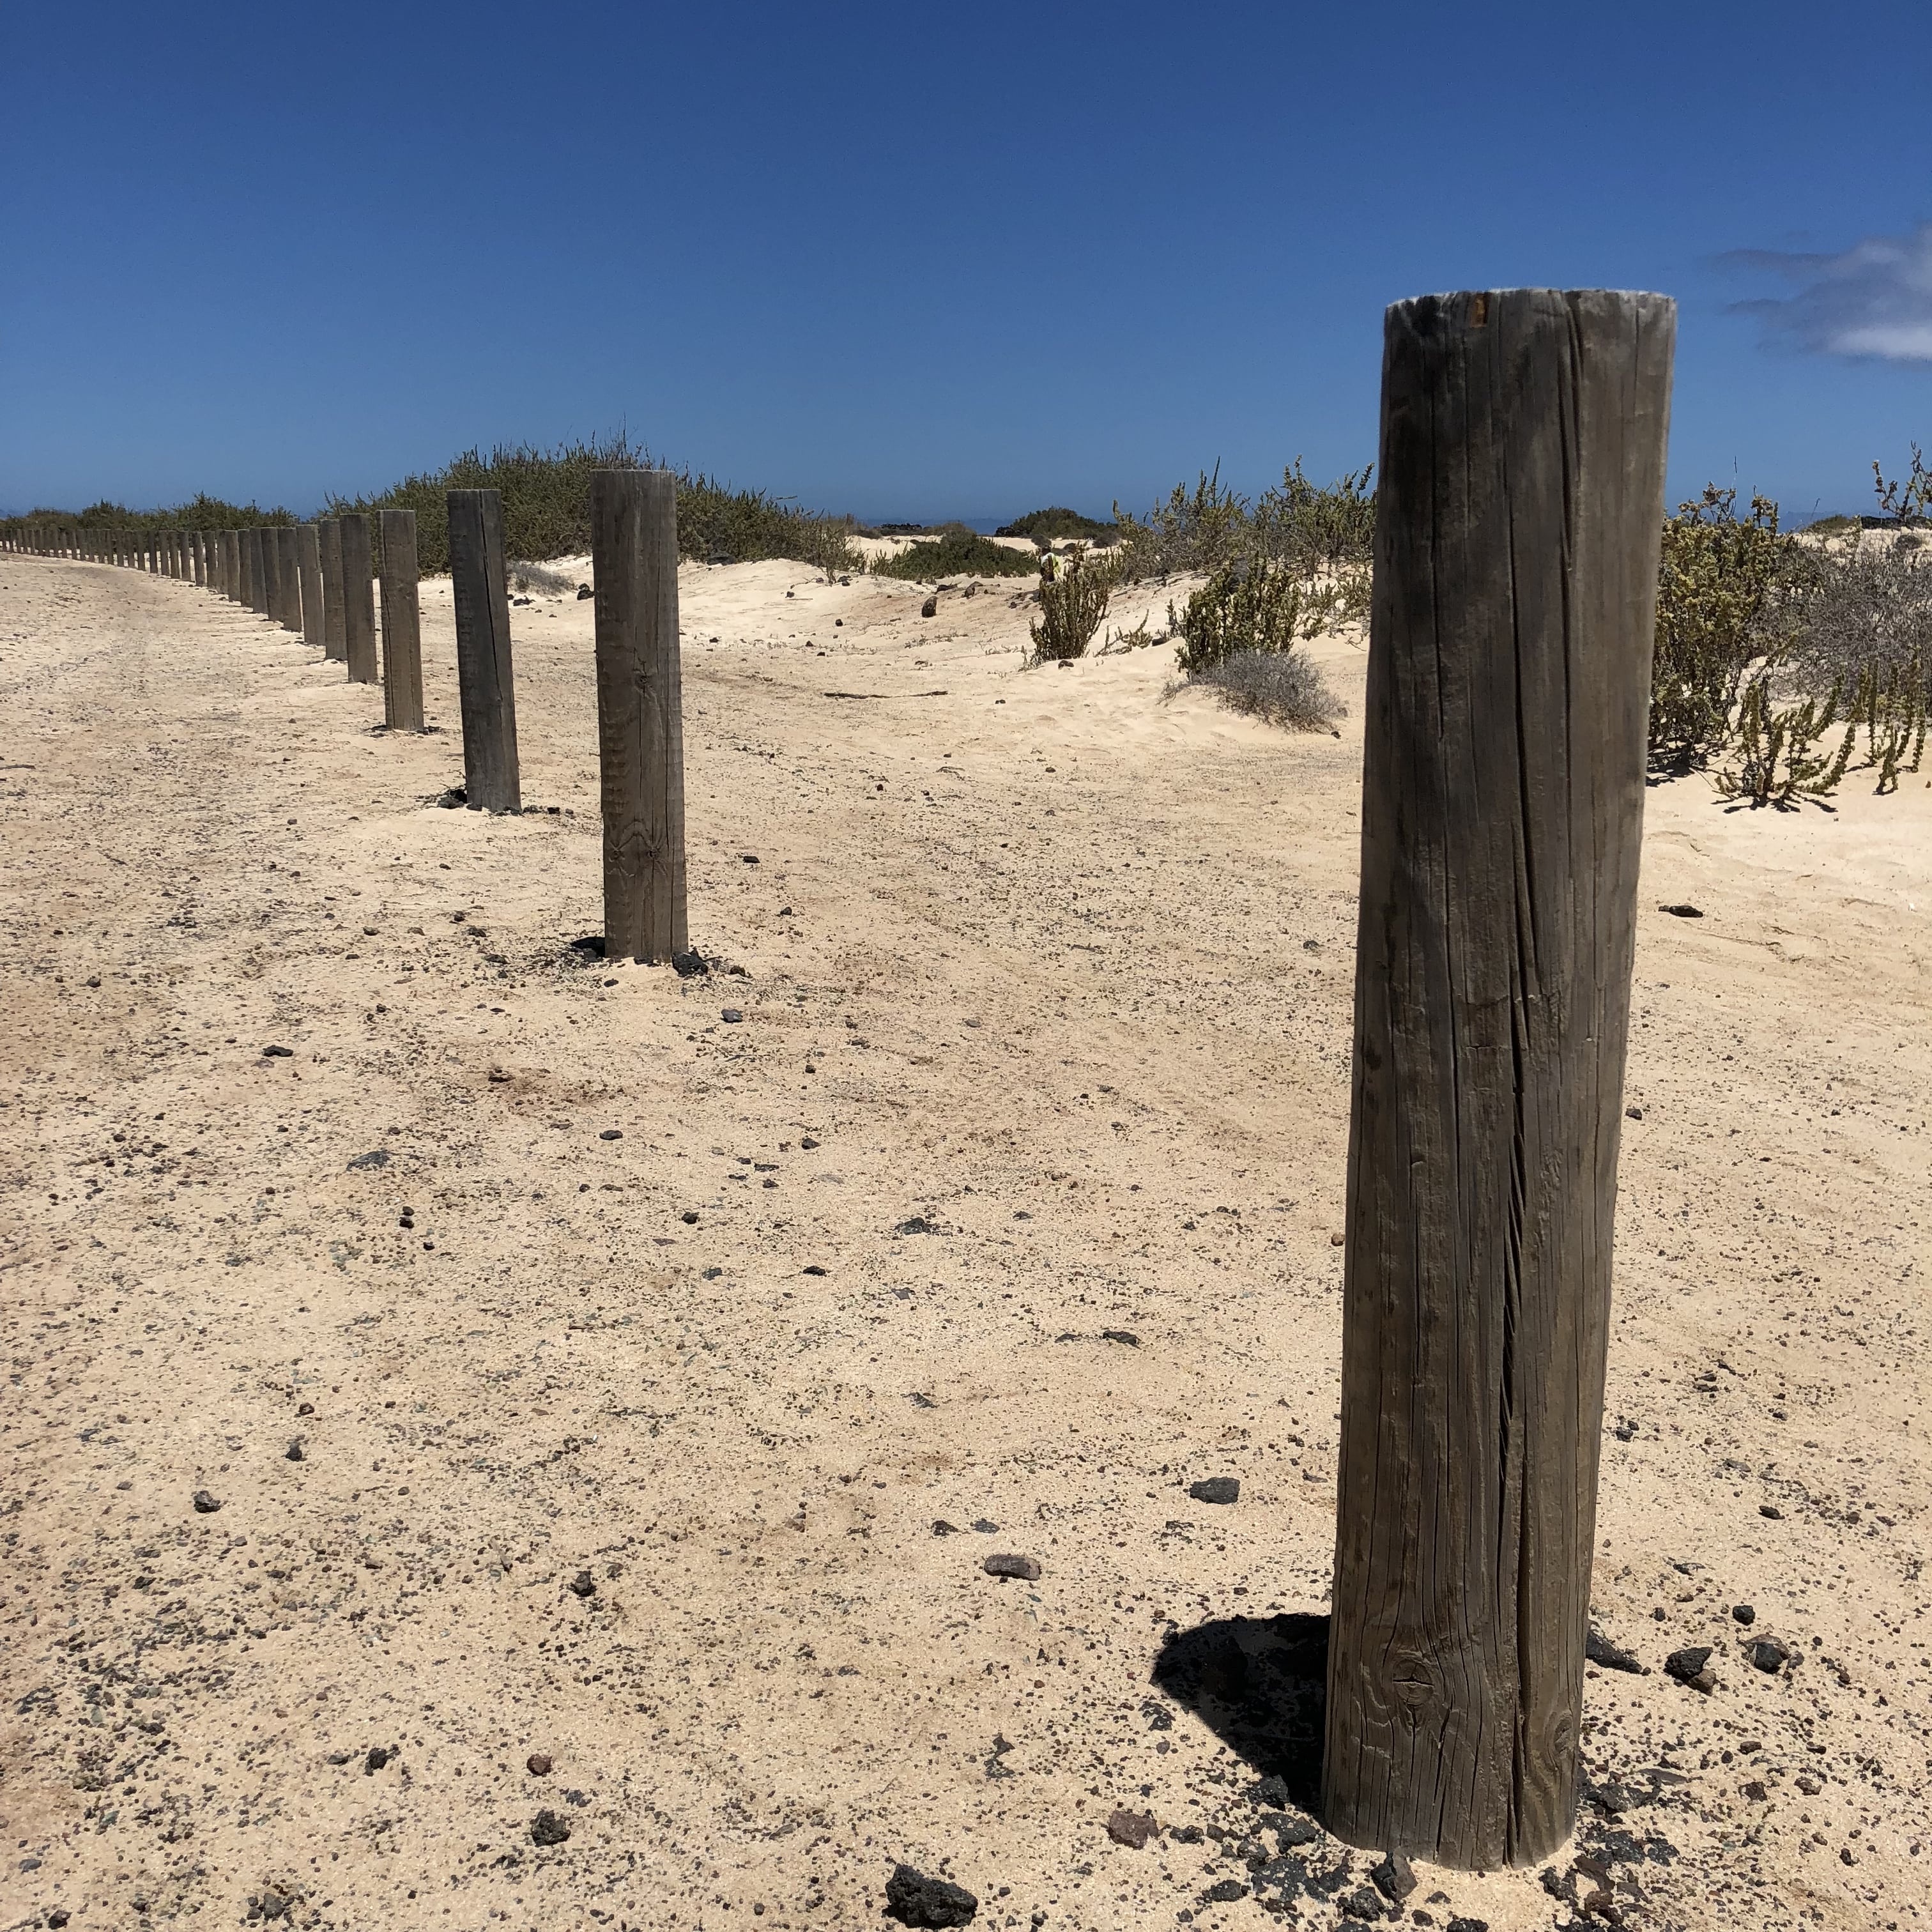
[567,1570,597,1599]
[1586,1627,1645,1674]
[1337,1887,1385,1920]
[1370,1850,1417,1902]
[526,1752,553,1775]
[191,1489,222,1514]
[1189,1476,1240,1505]
[1748,1637,1790,1674]
[364,1745,395,1774]
[532,1808,571,1845]
[1202,1880,1248,1905]
[1664,1645,1714,1689]
[885,1862,977,1928]
[1732,1602,1756,1625]
[1107,1808,1158,1848]
[982,1554,1041,1581]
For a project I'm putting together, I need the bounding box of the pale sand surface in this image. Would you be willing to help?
[1,554,1928,1932]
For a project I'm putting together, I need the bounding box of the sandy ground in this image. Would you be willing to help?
[1,551,1927,1932]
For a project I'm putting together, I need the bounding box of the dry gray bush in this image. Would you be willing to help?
[1174,647,1345,732]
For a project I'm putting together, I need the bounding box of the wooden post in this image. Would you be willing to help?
[339,513,378,684]
[378,509,425,732]
[590,468,687,962]
[296,526,324,650]
[219,531,235,599]
[241,528,262,610]
[274,528,302,631]
[318,519,348,661]
[1322,289,1675,1871]
[447,488,521,811]
[191,530,205,586]
[258,526,282,618]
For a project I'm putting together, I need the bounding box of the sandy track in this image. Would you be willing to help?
[1,553,1926,1932]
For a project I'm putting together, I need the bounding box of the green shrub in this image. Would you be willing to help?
[870,525,1038,581]
[1030,553,1114,662]
[1649,487,1793,769]
[1169,557,1340,674]
[1113,465,1252,579]
[1715,673,1855,808]
[1252,457,1376,574]
[996,507,1117,543]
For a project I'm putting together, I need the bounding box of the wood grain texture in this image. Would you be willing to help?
[590,469,687,962]
[191,530,206,587]
[1322,288,1675,1871]
[243,529,263,609]
[338,514,378,684]
[296,526,325,652]
[447,489,521,812]
[378,509,425,733]
[318,521,346,656]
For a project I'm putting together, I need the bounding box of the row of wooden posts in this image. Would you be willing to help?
[6,293,1676,1874]
[5,474,688,962]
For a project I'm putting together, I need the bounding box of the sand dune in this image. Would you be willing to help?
[1,552,1926,1932]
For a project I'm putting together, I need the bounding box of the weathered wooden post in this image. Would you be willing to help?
[447,488,521,811]
[378,509,425,732]
[273,528,302,632]
[339,513,378,684]
[220,531,236,599]
[245,528,266,611]
[318,519,348,661]
[259,526,282,618]
[1322,289,1675,1871]
[296,526,324,651]
[590,468,687,962]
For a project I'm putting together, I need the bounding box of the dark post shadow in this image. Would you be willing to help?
[1151,1611,1329,1811]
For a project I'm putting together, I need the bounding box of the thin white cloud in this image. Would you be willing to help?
[1725,222,1932,362]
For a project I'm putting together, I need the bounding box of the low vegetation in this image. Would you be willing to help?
[1186,648,1346,732]
[1030,553,1116,662]
[995,507,1118,544]
[1651,450,1931,804]
[1165,555,1346,730]
[1112,458,1374,609]
[870,525,1038,581]
[325,433,860,576]
[1,492,294,537]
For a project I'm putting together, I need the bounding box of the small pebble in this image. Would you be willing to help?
[1189,1476,1239,1505]
[1732,1603,1756,1626]
[531,1807,571,1845]
[526,1753,553,1776]
[192,1489,222,1514]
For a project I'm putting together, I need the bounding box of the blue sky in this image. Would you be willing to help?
[3,1,1927,525]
